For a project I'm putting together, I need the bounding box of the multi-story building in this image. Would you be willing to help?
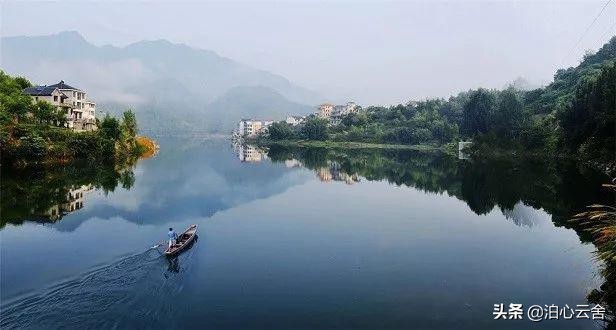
[343,102,359,115]
[22,80,97,131]
[317,103,334,119]
[316,102,360,125]
[21,86,73,123]
[238,119,273,137]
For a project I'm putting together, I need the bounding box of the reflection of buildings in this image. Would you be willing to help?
[236,144,268,162]
[316,161,360,184]
[45,184,94,221]
[458,141,472,160]
[285,159,303,168]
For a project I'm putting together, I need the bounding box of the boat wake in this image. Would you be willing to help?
[0,246,197,329]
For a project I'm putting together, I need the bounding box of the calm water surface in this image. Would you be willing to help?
[0,138,610,329]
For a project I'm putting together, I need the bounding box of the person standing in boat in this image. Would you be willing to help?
[168,227,178,248]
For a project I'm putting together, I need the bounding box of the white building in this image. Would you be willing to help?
[315,101,360,125]
[317,103,334,119]
[285,115,306,126]
[23,80,97,131]
[238,119,273,137]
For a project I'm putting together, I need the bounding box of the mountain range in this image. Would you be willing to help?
[1,31,322,133]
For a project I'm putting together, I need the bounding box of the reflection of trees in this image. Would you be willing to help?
[1,161,136,227]
[266,146,610,235]
[266,145,615,324]
[588,261,616,326]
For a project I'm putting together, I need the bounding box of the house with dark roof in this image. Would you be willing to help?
[22,86,64,97]
[22,80,97,131]
[22,85,73,117]
[48,80,82,91]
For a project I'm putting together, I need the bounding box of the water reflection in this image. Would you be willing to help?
[248,144,612,233]
[238,144,615,324]
[6,140,608,235]
[1,162,136,228]
[165,236,198,275]
[1,139,613,328]
[0,139,310,231]
[315,162,361,184]
[234,143,268,162]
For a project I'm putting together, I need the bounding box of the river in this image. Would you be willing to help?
[0,137,611,329]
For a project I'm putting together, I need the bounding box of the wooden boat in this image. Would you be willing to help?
[165,224,198,256]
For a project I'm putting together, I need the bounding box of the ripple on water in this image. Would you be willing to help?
[0,247,197,329]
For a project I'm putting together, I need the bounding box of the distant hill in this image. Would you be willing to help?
[1,31,322,133]
[207,86,313,132]
[525,36,616,115]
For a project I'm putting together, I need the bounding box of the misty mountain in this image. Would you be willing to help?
[206,86,313,132]
[1,31,322,133]
[505,77,542,91]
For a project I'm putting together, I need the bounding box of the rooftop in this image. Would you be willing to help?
[48,80,82,91]
[22,86,59,96]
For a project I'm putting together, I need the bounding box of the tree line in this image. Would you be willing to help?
[261,37,616,172]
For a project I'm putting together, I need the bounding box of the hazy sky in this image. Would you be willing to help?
[1,1,615,105]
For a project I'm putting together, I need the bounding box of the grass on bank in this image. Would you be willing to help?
[253,139,457,154]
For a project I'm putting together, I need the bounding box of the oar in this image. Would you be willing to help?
[150,240,167,249]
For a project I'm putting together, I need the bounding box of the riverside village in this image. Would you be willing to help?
[234,101,360,138]
[233,101,472,159]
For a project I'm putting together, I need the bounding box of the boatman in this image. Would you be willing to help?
[168,227,178,248]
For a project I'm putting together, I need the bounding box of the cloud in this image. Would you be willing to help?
[25,58,153,105]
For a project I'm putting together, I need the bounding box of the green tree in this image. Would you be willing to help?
[460,89,496,138]
[13,77,31,90]
[559,61,615,162]
[121,110,138,138]
[99,114,121,141]
[267,121,296,140]
[301,118,329,140]
[0,71,34,122]
[494,88,524,140]
[32,100,66,125]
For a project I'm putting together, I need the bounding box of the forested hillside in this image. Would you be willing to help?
[263,37,616,173]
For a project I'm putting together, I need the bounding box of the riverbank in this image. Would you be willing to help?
[252,139,457,154]
[1,119,156,168]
